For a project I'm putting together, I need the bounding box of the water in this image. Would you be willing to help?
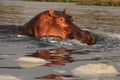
[0,0,120,80]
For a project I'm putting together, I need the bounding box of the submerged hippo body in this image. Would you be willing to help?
[0,9,94,45]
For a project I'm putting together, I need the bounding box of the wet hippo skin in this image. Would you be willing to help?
[0,9,94,45]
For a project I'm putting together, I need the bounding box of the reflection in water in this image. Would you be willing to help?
[35,74,73,80]
[17,45,120,79]
[27,48,89,67]
[16,48,89,79]
[24,48,88,79]
[0,66,21,69]
[34,62,119,80]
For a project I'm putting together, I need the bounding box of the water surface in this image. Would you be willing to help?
[0,0,120,80]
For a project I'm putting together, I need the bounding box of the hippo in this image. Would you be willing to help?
[0,9,94,45]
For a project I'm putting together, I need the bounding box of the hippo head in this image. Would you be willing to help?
[22,8,73,38]
[20,9,94,45]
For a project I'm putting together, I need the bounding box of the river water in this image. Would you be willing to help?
[0,0,120,80]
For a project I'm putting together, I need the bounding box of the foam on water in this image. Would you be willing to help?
[17,35,28,38]
[93,31,120,40]
[13,30,120,51]
[39,32,120,51]
[92,31,120,51]
[16,57,49,68]
[72,63,119,77]
[106,33,120,39]
[39,36,88,49]
[0,75,21,80]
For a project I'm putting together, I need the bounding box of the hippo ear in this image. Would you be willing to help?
[63,8,67,13]
[49,9,56,17]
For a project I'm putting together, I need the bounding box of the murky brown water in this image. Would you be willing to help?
[0,0,120,80]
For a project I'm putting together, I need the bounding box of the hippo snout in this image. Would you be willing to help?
[68,30,94,45]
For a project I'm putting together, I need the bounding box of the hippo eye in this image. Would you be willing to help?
[60,18,63,21]
[58,17,65,23]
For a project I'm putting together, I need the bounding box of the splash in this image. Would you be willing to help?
[93,31,120,42]
[17,35,28,38]
[91,31,120,51]
[39,36,88,49]
[38,31,120,51]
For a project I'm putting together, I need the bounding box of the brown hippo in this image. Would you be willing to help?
[0,9,94,45]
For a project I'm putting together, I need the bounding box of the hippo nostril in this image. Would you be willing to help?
[75,32,80,35]
[72,32,80,36]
